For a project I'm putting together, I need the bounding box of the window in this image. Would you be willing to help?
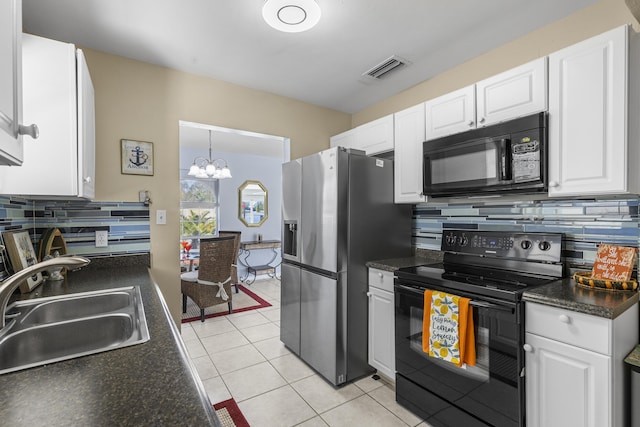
[179,177,219,249]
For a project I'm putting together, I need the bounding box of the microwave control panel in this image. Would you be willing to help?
[511,129,542,183]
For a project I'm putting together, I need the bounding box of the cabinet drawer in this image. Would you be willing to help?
[526,302,610,355]
[368,268,394,293]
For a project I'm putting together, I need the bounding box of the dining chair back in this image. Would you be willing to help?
[219,230,242,293]
[180,235,236,322]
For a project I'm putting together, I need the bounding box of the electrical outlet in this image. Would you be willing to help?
[95,230,108,247]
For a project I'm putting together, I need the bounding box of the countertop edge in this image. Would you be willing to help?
[151,273,221,426]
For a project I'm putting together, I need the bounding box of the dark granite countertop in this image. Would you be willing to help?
[366,249,444,272]
[523,277,639,319]
[0,261,220,426]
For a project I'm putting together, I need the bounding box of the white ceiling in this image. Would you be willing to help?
[22,0,598,115]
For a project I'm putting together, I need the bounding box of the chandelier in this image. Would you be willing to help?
[188,130,232,179]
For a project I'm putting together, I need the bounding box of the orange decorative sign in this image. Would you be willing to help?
[591,244,637,281]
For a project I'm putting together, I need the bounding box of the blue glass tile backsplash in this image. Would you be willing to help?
[414,197,639,270]
[0,196,150,263]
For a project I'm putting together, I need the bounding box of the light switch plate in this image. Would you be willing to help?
[95,230,108,247]
[156,209,167,225]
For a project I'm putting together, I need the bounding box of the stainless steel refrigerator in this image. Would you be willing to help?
[280,147,411,386]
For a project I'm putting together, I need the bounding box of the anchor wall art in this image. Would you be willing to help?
[121,139,154,176]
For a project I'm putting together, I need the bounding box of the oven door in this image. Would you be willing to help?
[395,282,523,427]
[423,136,511,197]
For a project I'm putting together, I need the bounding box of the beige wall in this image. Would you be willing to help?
[84,50,350,325]
[353,0,640,126]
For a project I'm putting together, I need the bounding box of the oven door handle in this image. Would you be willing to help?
[395,284,513,312]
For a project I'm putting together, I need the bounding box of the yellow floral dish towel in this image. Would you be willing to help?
[422,290,476,367]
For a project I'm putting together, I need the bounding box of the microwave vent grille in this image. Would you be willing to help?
[362,55,409,80]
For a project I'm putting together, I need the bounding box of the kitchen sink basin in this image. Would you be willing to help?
[0,286,149,374]
[15,289,133,326]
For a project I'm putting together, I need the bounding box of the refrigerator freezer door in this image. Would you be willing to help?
[301,147,341,273]
[300,269,344,385]
[280,263,301,355]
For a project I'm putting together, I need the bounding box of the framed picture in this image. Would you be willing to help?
[2,230,43,293]
[121,139,154,176]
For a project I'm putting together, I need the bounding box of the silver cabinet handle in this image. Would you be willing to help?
[18,123,39,139]
[479,117,486,124]
[468,121,474,127]
[366,292,372,297]
[548,181,559,188]
[83,176,92,183]
[523,344,533,352]
[378,272,383,278]
[558,314,570,324]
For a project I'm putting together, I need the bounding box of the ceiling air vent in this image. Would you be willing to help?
[362,55,409,80]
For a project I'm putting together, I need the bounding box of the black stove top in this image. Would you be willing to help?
[395,230,564,302]
[395,262,559,302]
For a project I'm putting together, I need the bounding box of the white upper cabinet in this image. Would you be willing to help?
[425,85,476,140]
[329,114,394,156]
[329,127,356,149]
[0,0,31,165]
[425,58,547,141]
[476,57,548,127]
[0,34,95,199]
[353,114,394,155]
[394,103,426,203]
[548,25,638,197]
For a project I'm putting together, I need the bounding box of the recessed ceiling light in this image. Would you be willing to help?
[262,0,321,33]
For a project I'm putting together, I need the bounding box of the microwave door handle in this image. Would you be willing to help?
[499,138,512,181]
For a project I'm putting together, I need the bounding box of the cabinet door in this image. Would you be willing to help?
[0,34,77,196]
[330,128,356,149]
[394,103,426,203]
[0,0,24,165]
[425,85,475,140]
[476,57,548,127]
[354,114,394,155]
[548,25,627,197]
[77,49,95,200]
[525,333,610,427]
[368,286,395,379]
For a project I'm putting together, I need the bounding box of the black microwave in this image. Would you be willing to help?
[423,112,548,198]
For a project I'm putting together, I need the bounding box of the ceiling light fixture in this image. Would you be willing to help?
[188,130,232,179]
[262,0,321,33]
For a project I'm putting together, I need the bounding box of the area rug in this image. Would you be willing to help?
[181,284,272,323]
[213,398,250,427]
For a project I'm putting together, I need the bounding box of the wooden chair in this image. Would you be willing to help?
[180,235,236,322]
[219,230,241,293]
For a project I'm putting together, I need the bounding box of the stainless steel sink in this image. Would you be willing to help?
[0,286,150,374]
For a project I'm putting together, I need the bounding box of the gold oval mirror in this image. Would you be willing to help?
[238,180,268,227]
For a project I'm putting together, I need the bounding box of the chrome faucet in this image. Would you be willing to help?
[0,256,90,328]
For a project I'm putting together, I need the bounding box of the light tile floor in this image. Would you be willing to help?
[181,277,432,427]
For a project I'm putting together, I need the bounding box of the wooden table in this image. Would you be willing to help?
[238,240,281,284]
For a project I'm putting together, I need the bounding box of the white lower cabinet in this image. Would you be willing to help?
[367,268,395,380]
[525,302,638,427]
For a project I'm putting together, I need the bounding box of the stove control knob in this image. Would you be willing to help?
[538,241,552,251]
[458,236,469,247]
[520,240,532,250]
[446,233,456,246]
